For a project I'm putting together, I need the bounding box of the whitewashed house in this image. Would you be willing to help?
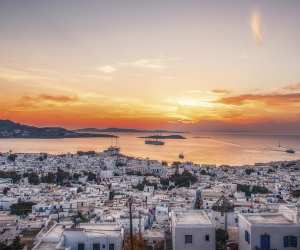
[171,209,215,250]
[238,204,300,250]
[33,223,123,250]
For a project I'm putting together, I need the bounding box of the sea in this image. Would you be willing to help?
[0,132,299,166]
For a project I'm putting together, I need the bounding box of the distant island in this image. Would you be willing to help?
[139,135,186,139]
[75,127,184,134]
[0,120,117,139]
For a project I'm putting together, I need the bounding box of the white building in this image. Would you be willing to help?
[238,205,300,250]
[171,209,215,250]
[155,204,169,223]
[33,223,123,250]
[0,197,18,210]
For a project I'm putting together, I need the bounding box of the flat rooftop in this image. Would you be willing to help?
[242,213,294,225]
[173,210,212,226]
[33,223,122,250]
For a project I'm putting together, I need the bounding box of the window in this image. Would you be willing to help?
[185,235,192,244]
[93,243,100,250]
[244,231,250,243]
[260,234,270,249]
[284,236,297,248]
[205,234,210,241]
[92,243,100,250]
[109,244,115,250]
[78,243,85,250]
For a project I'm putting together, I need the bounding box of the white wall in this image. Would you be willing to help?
[63,230,122,250]
[173,226,215,250]
[239,214,300,250]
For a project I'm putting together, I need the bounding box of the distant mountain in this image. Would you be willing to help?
[0,120,116,138]
[139,135,186,139]
[75,127,184,133]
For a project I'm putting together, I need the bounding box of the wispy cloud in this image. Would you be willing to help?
[18,94,79,108]
[0,66,53,81]
[81,74,113,81]
[217,93,300,106]
[130,59,165,70]
[250,10,263,44]
[119,58,173,71]
[283,83,300,91]
[97,65,117,74]
[212,89,231,95]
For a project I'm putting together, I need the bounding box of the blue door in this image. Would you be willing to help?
[260,234,270,249]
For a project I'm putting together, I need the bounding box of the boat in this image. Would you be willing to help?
[103,146,120,156]
[179,153,184,159]
[286,148,295,154]
[145,139,165,145]
[103,137,120,155]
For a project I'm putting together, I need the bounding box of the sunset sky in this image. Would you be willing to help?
[1,0,300,132]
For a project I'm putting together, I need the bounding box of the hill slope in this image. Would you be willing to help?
[0,120,116,138]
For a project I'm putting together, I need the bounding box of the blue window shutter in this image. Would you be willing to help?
[284,236,288,247]
[291,236,297,248]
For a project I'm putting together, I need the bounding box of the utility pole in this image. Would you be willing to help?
[128,196,134,250]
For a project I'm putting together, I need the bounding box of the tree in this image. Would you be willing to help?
[10,236,24,250]
[87,171,96,182]
[160,178,169,189]
[28,172,40,185]
[133,178,157,191]
[38,153,48,161]
[3,187,10,195]
[109,190,115,200]
[237,184,269,197]
[73,173,80,180]
[154,241,164,250]
[56,168,70,185]
[200,169,208,175]
[123,234,146,250]
[162,161,168,166]
[170,170,197,187]
[216,229,228,250]
[40,172,56,183]
[0,171,21,183]
[245,168,255,175]
[0,236,23,250]
[291,190,300,198]
[10,202,36,216]
[7,154,17,162]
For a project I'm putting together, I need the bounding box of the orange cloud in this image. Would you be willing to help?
[22,94,78,103]
[218,93,300,106]
[283,83,300,91]
[212,89,231,95]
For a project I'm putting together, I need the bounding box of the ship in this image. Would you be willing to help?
[145,139,165,145]
[103,146,120,156]
[286,148,296,154]
[276,140,295,154]
[103,137,120,155]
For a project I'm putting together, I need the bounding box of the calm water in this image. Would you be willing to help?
[0,133,299,165]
